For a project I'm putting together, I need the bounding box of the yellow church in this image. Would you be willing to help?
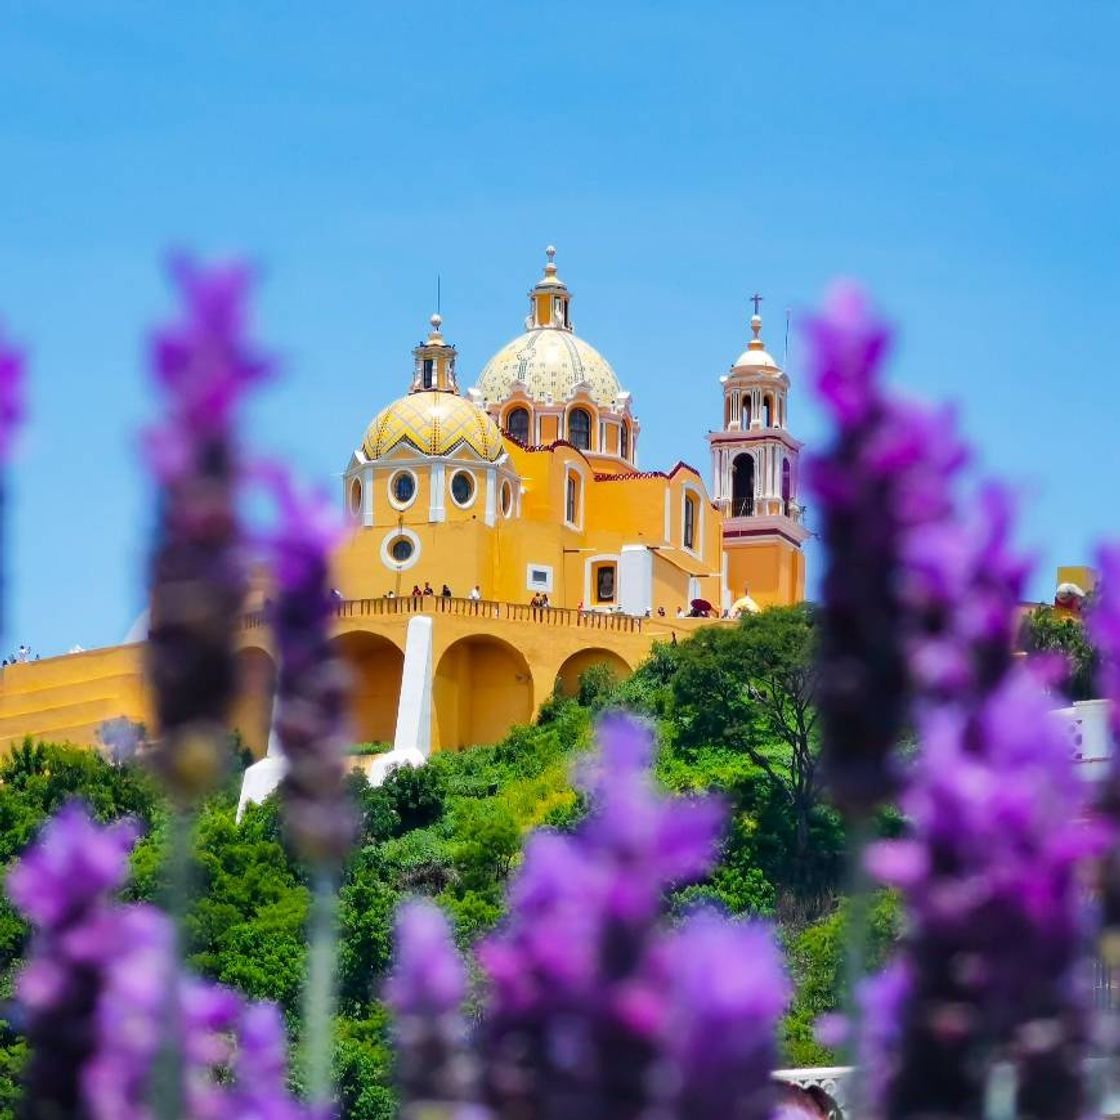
[0,248,808,776]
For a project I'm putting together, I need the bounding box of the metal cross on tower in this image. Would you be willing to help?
[750,292,764,315]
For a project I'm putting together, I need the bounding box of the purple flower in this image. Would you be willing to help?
[10,803,309,1120]
[0,324,26,462]
[805,283,969,813]
[261,465,354,864]
[388,901,475,1111]
[868,665,1103,1119]
[6,803,140,1119]
[474,716,787,1120]
[661,911,789,1120]
[144,256,273,802]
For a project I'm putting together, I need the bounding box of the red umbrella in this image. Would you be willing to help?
[690,598,714,615]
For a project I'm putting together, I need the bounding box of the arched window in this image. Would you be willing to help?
[349,478,362,518]
[763,396,773,428]
[782,458,792,514]
[422,358,434,389]
[566,473,581,525]
[568,407,592,450]
[620,422,629,460]
[506,407,530,444]
[684,494,697,550]
[732,454,755,517]
[743,395,752,428]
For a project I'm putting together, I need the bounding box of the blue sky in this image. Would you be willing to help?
[2,2,1118,655]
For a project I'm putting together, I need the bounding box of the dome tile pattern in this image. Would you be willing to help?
[362,391,504,462]
[476,328,622,408]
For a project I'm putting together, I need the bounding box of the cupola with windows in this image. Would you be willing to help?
[472,246,639,467]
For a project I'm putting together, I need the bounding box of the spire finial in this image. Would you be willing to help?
[544,244,558,277]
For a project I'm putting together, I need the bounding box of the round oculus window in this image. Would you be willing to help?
[391,471,416,505]
[500,480,513,516]
[450,471,475,506]
[390,536,414,563]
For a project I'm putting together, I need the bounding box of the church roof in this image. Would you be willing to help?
[362,391,505,462]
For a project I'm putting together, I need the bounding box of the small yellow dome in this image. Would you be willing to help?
[362,391,504,462]
[476,328,623,408]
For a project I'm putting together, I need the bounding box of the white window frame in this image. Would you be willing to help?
[449,467,478,510]
[388,468,419,511]
[380,527,421,571]
[526,564,554,593]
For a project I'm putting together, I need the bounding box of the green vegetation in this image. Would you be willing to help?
[1021,604,1099,700]
[0,606,897,1115]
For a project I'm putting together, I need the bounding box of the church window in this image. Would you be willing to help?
[568,407,592,450]
[782,458,793,514]
[596,564,616,603]
[566,473,581,525]
[422,358,434,389]
[763,396,773,428]
[390,470,417,507]
[506,407,530,443]
[620,422,629,460]
[390,537,414,563]
[349,478,362,518]
[500,480,514,516]
[743,395,752,428]
[450,470,475,507]
[684,494,697,550]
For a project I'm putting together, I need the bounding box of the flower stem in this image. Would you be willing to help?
[304,867,340,1110]
[843,814,875,1111]
[153,805,194,1120]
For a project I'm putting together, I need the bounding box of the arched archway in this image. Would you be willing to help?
[435,636,533,750]
[732,453,755,517]
[555,648,632,699]
[331,632,405,748]
[232,647,276,759]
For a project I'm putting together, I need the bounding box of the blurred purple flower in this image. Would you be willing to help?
[0,325,26,462]
[388,901,475,1112]
[661,911,788,1120]
[805,283,969,813]
[869,665,1104,1119]
[260,464,354,865]
[144,256,273,801]
[9,802,308,1120]
[472,715,787,1120]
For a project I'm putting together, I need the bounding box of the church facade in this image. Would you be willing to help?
[0,249,808,762]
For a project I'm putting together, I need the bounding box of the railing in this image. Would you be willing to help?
[731,497,754,517]
[242,596,645,634]
[773,1067,851,1119]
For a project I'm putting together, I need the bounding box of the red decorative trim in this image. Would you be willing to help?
[593,460,703,483]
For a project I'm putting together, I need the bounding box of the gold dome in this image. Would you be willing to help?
[475,328,623,408]
[362,391,504,462]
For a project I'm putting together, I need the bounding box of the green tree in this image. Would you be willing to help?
[670,605,824,881]
[1021,606,1099,700]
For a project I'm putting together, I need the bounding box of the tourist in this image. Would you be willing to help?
[411,584,422,597]
[423,581,434,596]
[540,593,550,608]
[441,584,452,598]
[468,585,481,601]
[657,605,666,617]
[676,607,685,618]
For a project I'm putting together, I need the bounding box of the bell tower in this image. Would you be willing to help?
[709,297,809,608]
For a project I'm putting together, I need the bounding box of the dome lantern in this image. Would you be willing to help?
[410,311,459,394]
[527,245,573,332]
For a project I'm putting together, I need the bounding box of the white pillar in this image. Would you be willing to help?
[620,545,654,617]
